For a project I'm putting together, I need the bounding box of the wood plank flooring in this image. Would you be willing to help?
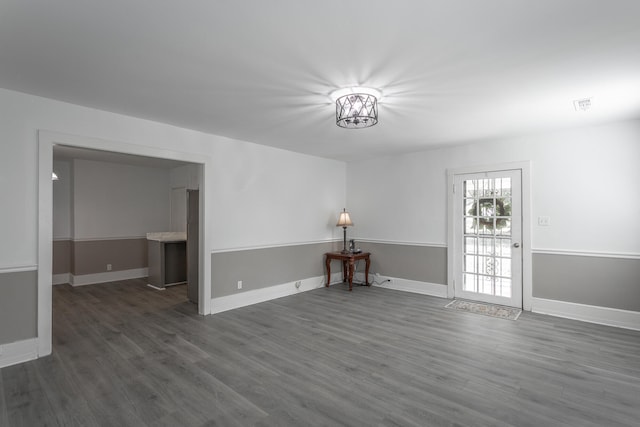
[1,279,640,426]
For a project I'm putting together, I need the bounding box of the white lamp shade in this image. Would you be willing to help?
[336,210,353,227]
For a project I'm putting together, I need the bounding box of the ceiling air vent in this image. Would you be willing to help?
[573,98,592,112]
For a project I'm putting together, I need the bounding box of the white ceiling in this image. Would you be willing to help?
[2,0,640,161]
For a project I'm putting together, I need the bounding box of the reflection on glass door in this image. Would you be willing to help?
[454,170,522,307]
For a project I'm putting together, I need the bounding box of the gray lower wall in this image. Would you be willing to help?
[53,239,71,274]
[533,253,640,312]
[357,242,447,285]
[0,270,37,345]
[210,241,640,314]
[210,241,447,299]
[72,238,147,275]
[211,242,340,298]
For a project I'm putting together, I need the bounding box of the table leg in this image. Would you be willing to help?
[365,255,371,286]
[325,256,331,287]
[342,260,348,283]
[348,258,355,291]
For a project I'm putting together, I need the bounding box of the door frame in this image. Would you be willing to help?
[446,161,532,311]
[38,130,213,358]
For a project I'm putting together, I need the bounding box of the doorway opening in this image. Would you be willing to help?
[52,145,201,306]
[38,131,212,358]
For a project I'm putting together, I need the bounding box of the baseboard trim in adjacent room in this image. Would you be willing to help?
[0,338,39,369]
[531,297,640,331]
[355,273,448,298]
[211,273,343,314]
[71,268,149,286]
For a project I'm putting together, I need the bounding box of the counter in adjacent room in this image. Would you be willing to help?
[146,232,187,290]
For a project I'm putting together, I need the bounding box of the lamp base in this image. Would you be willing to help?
[341,227,349,254]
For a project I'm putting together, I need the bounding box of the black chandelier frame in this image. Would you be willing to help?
[335,93,379,129]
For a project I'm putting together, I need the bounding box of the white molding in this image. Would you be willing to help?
[532,248,640,260]
[532,297,640,331]
[211,273,342,314]
[38,135,53,358]
[70,268,149,286]
[360,274,448,298]
[521,161,532,311]
[52,273,71,285]
[0,338,39,369]
[0,265,38,274]
[446,161,532,175]
[54,236,151,242]
[211,239,340,254]
[71,236,147,242]
[353,239,447,248]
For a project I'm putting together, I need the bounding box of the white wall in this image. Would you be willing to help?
[52,159,71,240]
[0,87,346,268]
[211,140,346,250]
[53,158,174,240]
[348,119,640,255]
[169,164,200,232]
[170,164,200,190]
[72,159,171,239]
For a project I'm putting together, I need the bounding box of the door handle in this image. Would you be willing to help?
[513,243,520,248]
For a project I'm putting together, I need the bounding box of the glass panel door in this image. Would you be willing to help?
[454,170,522,307]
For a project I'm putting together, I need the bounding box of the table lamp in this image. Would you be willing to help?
[336,208,353,253]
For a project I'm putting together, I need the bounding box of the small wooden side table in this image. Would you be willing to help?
[324,251,371,291]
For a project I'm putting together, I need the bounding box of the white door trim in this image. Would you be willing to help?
[38,130,213,358]
[447,161,532,311]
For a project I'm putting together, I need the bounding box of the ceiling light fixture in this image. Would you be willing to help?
[331,87,381,129]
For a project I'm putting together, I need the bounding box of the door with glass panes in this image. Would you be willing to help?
[453,170,522,307]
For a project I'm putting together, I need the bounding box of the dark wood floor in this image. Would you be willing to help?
[1,279,639,426]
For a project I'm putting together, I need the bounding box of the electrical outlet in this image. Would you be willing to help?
[106,264,112,271]
[237,280,242,290]
[538,216,551,226]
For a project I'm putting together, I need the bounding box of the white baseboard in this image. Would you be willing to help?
[532,297,640,331]
[71,268,149,286]
[0,338,39,369]
[354,272,448,298]
[52,273,70,285]
[211,273,343,314]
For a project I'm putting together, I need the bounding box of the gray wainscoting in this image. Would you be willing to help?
[356,241,447,285]
[52,239,71,275]
[72,238,147,275]
[0,270,37,345]
[211,242,340,298]
[533,253,640,312]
